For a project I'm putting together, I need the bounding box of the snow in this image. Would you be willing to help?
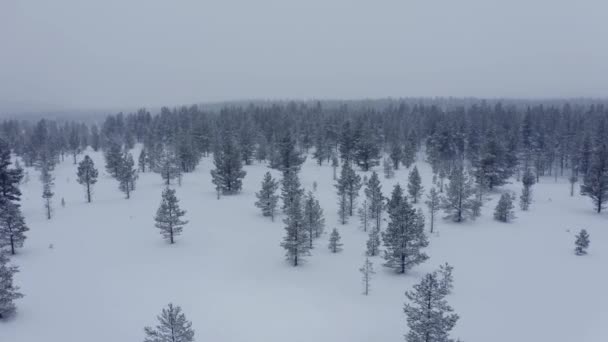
[2,148,607,342]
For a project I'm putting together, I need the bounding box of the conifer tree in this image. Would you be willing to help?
[143,303,194,342]
[281,170,304,213]
[303,191,325,248]
[0,139,23,206]
[254,172,279,221]
[328,228,343,253]
[574,229,590,256]
[404,266,459,342]
[494,193,515,222]
[331,155,339,180]
[359,257,375,296]
[358,199,370,232]
[210,136,246,195]
[354,125,381,171]
[365,171,384,231]
[118,152,137,199]
[382,185,429,273]
[580,144,608,213]
[154,188,188,244]
[389,142,403,170]
[40,162,54,220]
[138,148,148,172]
[441,166,476,222]
[0,202,28,255]
[383,158,394,179]
[104,142,123,178]
[407,166,423,203]
[155,148,181,186]
[272,132,306,173]
[76,155,98,203]
[335,162,362,217]
[366,227,381,257]
[338,191,348,225]
[0,252,23,319]
[425,187,440,233]
[520,168,536,211]
[281,183,308,266]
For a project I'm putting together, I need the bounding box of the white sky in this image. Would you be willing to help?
[1,0,607,112]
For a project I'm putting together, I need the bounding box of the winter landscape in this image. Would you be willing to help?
[2,1,608,342]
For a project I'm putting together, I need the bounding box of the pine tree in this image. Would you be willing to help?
[520,168,536,211]
[389,142,403,170]
[383,158,394,179]
[155,148,181,186]
[154,188,188,244]
[255,172,279,220]
[0,202,28,255]
[331,155,339,180]
[328,228,343,253]
[104,142,123,178]
[336,162,362,217]
[354,125,381,171]
[77,155,98,203]
[143,303,194,342]
[574,229,590,256]
[359,257,375,295]
[272,132,306,173]
[338,191,348,225]
[118,152,138,199]
[40,162,54,220]
[281,183,308,266]
[580,144,608,213]
[358,199,370,232]
[404,266,459,342]
[425,188,440,233]
[365,171,384,231]
[303,191,325,248]
[281,170,304,214]
[138,148,148,172]
[408,166,423,203]
[0,252,23,319]
[494,193,515,222]
[441,166,476,222]
[382,185,429,273]
[210,137,246,195]
[0,139,23,206]
[366,227,381,257]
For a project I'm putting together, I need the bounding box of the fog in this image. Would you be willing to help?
[1,0,607,113]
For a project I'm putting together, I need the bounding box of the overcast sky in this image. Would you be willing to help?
[1,0,607,112]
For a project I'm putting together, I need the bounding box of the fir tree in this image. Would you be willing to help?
[404,266,459,342]
[104,142,123,178]
[365,171,384,231]
[359,257,375,296]
[154,188,188,244]
[354,125,381,171]
[382,185,429,273]
[358,199,370,232]
[118,152,137,199]
[366,227,381,257]
[143,303,194,342]
[281,183,308,266]
[580,144,608,213]
[574,229,590,256]
[335,162,362,217]
[254,172,279,221]
[328,228,343,253]
[408,166,423,203]
[0,252,23,319]
[76,155,98,203]
[494,193,515,222]
[210,136,246,195]
[519,168,536,211]
[425,188,440,233]
[303,191,325,248]
[272,132,306,173]
[281,170,304,214]
[389,142,403,170]
[0,202,28,255]
[440,166,476,222]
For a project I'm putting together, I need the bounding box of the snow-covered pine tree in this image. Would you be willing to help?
[407,166,423,203]
[0,202,28,255]
[441,166,476,222]
[40,161,54,220]
[382,184,429,273]
[520,168,536,211]
[383,158,394,179]
[210,136,247,195]
[138,148,148,173]
[0,139,23,206]
[574,229,590,255]
[255,172,279,220]
[76,155,98,203]
[338,191,348,225]
[280,183,308,266]
[335,162,362,217]
[154,188,188,244]
[155,148,181,186]
[359,257,375,295]
[358,199,370,232]
[354,124,381,171]
[366,226,381,257]
[331,155,339,180]
[272,132,306,173]
[365,171,384,231]
[118,152,138,199]
[143,303,194,342]
[404,266,459,342]
[281,170,304,214]
[389,142,403,170]
[402,139,416,169]
[0,252,23,319]
[328,228,343,253]
[303,191,325,248]
[104,141,123,178]
[425,187,440,233]
[494,193,515,222]
[580,143,608,213]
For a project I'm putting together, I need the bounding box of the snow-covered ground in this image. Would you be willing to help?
[2,148,607,342]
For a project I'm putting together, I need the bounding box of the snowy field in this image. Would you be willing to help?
[2,147,607,342]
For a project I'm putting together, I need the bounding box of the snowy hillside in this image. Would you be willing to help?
[1,148,607,342]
